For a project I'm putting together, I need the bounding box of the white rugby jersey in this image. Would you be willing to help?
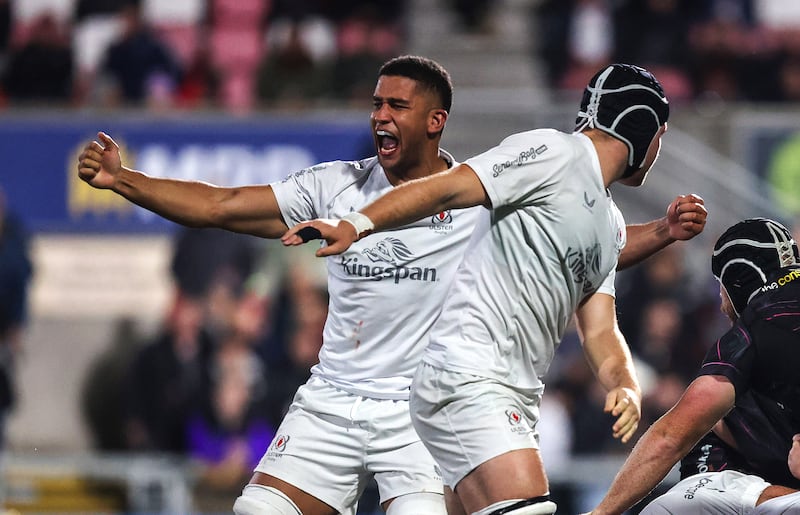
[422,130,627,391]
[271,151,480,400]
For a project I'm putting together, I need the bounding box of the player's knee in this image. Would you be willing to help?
[386,492,446,515]
[478,496,557,515]
[233,484,302,515]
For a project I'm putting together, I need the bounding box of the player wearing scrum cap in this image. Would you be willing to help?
[283,63,698,515]
[586,218,800,515]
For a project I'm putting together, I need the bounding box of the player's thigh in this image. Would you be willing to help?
[410,363,546,510]
[253,378,370,514]
[641,471,770,515]
[360,395,445,513]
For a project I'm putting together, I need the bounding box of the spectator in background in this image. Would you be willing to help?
[332,4,404,103]
[170,227,259,342]
[262,265,328,428]
[81,316,142,451]
[124,291,214,453]
[255,21,333,108]
[188,340,274,512]
[449,0,492,33]
[71,0,129,105]
[0,186,32,449]
[533,0,614,91]
[99,3,182,107]
[2,12,73,103]
[171,228,257,296]
[613,0,694,101]
[175,46,219,109]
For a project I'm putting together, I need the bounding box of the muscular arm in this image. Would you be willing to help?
[360,163,489,231]
[575,293,641,443]
[282,163,489,255]
[78,132,289,238]
[591,375,735,515]
[618,194,707,270]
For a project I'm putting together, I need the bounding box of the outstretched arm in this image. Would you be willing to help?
[77,132,289,238]
[590,375,734,515]
[282,163,489,256]
[618,194,707,270]
[575,293,641,444]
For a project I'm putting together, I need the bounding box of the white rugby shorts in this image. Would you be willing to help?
[254,376,443,514]
[641,470,771,515]
[410,362,543,488]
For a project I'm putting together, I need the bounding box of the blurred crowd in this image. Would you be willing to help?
[0,0,408,112]
[534,0,800,103]
[3,0,800,114]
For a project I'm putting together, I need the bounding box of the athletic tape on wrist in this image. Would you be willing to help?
[341,212,375,237]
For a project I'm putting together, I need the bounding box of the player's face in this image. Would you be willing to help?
[370,75,439,174]
[619,123,668,187]
[719,284,737,322]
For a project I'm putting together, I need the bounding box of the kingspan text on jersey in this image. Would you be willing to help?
[340,256,438,283]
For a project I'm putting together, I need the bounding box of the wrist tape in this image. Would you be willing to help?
[341,212,375,238]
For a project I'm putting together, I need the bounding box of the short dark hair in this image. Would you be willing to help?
[379,55,453,113]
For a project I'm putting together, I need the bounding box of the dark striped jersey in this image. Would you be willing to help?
[680,267,800,487]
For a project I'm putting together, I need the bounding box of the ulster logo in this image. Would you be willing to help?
[265,434,291,462]
[272,435,290,452]
[430,210,454,233]
[505,408,531,435]
[432,211,452,224]
[506,409,523,426]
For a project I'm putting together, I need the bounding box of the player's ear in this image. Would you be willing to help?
[428,108,448,135]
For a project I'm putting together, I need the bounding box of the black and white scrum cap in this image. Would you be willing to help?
[712,218,800,315]
[575,64,669,177]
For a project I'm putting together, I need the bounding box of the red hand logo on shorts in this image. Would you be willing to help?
[272,435,290,452]
[506,409,522,426]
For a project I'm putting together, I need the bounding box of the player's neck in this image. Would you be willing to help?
[583,129,629,187]
[386,150,449,185]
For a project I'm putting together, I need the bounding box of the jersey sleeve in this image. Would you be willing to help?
[465,130,567,208]
[595,267,617,297]
[697,323,755,396]
[269,162,336,226]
